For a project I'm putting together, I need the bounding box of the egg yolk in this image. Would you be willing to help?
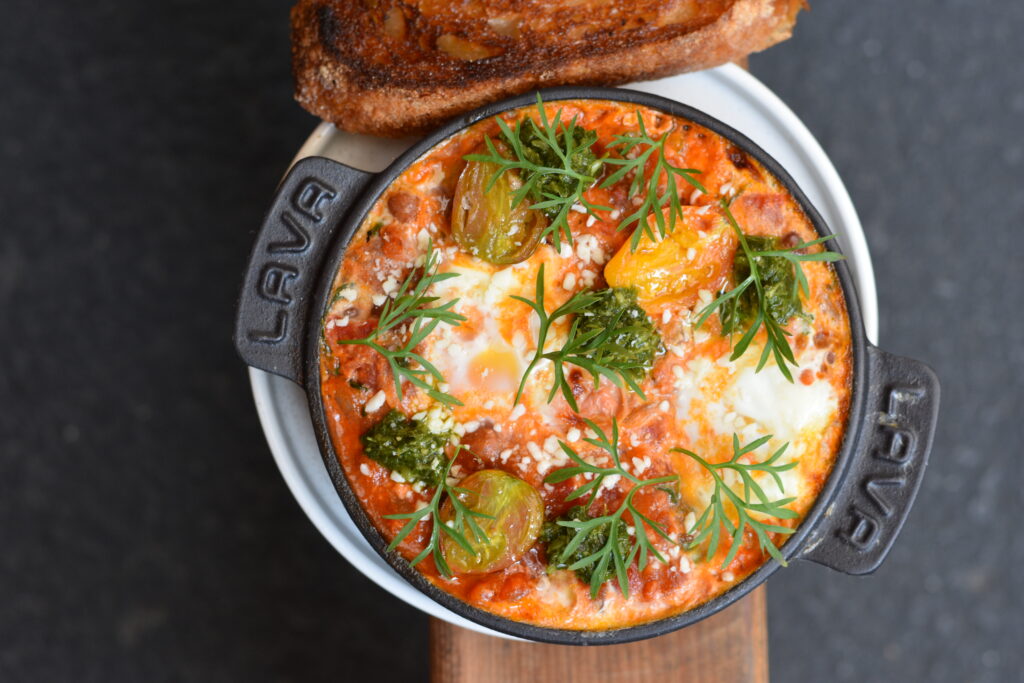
[469,347,520,393]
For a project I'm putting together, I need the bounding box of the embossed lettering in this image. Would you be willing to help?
[291,177,336,222]
[248,310,287,344]
[268,212,311,254]
[863,477,905,517]
[838,383,927,555]
[840,507,879,550]
[886,387,924,419]
[258,263,299,304]
[877,427,915,464]
[874,386,924,464]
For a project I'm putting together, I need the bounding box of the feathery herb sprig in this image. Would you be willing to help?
[695,198,844,381]
[600,112,707,251]
[673,434,799,568]
[542,418,677,598]
[512,266,654,411]
[464,93,608,249]
[383,446,493,578]
[336,242,465,405]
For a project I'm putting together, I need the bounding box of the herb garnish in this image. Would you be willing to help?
[336,242,465,405]
[465,94,608,249]
[600,112,707,251]
[512,267,659,411]
[542,418,678,598]
[541,505,628,590]
[384,446,493,578]
[320,284,353,355]
[673,434,799,568]
[366,220,384,241]
[695,198,843,381]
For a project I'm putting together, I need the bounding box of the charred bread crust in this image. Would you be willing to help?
[291,0,806,137]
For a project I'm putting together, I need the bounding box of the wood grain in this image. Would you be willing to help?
[430,586,768,683]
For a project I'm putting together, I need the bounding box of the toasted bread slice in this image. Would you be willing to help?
[292,0,806,137]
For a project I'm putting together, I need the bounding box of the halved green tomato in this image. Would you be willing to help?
[451,160,545,265]
[440,469,544,574]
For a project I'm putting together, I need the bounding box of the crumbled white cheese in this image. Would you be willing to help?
[631,456,651,475]
[597,474,621,494]
[417,228,431,250]
[365,390,386,413]
[420,404,453,435]
[359,463,371,476]
[574,234,607,265]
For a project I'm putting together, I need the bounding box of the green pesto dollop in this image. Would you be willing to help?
[541,505,629,587]
[360,409,449,486]
[517,121,602,217]
[720,234,807,334]
[576,287,663,382]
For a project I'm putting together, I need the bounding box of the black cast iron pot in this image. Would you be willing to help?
[234,87,940,645]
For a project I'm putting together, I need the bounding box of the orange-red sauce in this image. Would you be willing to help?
[319,101,852,629]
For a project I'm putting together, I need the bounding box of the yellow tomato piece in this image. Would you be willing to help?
[604,206,737,306]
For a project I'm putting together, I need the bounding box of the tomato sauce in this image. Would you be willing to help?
[319,100,852,630]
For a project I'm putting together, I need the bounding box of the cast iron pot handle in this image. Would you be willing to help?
[797,346,940,574]
[234,156,372,386]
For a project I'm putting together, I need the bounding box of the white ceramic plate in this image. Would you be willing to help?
[247,64,879,639]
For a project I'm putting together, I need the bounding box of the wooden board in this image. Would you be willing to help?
[430,586,767,683]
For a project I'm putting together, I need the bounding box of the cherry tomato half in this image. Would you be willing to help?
[440,469,544,574]
[451,160,545,265]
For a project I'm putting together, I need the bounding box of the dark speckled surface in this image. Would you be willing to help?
[0,1,1021,681]
[754,3,1024,681]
